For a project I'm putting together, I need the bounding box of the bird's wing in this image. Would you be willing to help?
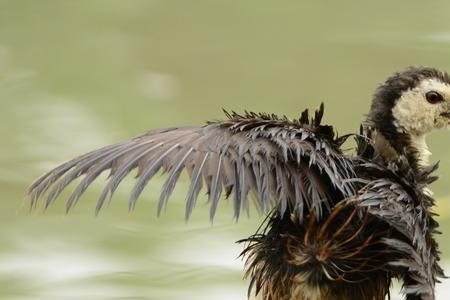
[28,104,356,221]
[354,159,442,298]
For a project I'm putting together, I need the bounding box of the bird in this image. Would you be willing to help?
[27,66,450,300]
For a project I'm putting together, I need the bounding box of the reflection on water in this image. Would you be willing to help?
[1,1,450,299]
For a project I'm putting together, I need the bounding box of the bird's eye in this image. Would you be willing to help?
[425,91,444,104]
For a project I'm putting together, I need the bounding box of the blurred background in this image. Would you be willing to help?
[1,1,450,299]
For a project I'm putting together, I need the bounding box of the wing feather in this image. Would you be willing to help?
[159,147,195,214]
[131,143,181,211]
[208,153,223,220]
[28,105,356,220]
[185,151,210,219]
[44,142,134,208]
[96,142,165,213]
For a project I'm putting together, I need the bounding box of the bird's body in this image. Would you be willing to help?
[28,67,450,300]
[243,124,442,300]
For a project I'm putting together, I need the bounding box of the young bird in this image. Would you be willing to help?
[29,67,450,300]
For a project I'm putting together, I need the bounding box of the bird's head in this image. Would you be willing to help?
[367,66,450,169]
[369,66,450,136]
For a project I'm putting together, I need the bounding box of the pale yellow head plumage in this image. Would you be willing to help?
[392,77,450,135]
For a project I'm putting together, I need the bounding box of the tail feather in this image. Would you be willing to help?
[239,203,392,300]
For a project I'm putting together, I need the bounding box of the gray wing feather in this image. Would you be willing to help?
[130,143,181,210]
[208,153,223,220]
[44,142,132,209]
[28,106,356,220]
[184,151,209,219]
[96,142,164,213]
[159,147,195,215]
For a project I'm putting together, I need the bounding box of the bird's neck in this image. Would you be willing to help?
[371,129,431,173]
[408,133,432,168]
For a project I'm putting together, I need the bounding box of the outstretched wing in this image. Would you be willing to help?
[28,104,356,220]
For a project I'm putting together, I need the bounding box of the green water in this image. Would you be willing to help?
[1,1,450,299]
